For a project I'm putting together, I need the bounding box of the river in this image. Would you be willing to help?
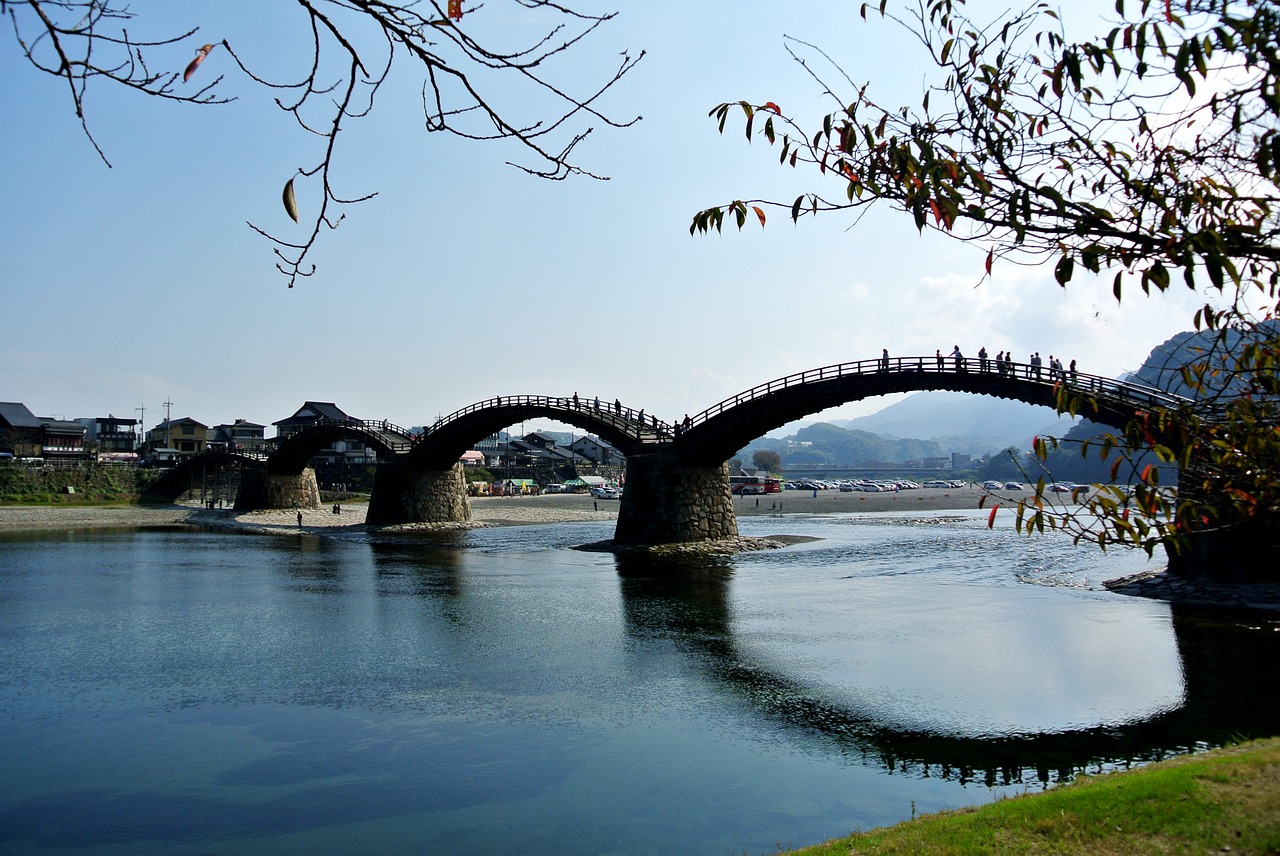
[2,511,1278,855]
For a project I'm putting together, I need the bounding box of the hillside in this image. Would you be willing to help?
[830,391,1076,456]
[742,421,949,468]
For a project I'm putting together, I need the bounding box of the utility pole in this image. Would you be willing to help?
[135,404,146,451]
[163,398,173,450]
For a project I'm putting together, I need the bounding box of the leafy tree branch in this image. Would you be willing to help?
[693,0,1280,575]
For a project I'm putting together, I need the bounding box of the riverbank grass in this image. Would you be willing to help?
[790,737,1280,854]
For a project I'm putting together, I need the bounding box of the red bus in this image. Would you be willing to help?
[730,475,782,494]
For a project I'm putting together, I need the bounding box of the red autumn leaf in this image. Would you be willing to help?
[752,206,766,227]
[1140,464,1154,483]
[985,249,993,275]
[448,0,463,21]
[183,43,216,83]
[763,101,782,114]
[987,504,1000,528]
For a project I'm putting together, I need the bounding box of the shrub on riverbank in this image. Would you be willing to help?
[788,737,1280,854]
[0,464,160,504]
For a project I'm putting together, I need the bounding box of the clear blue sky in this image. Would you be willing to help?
[1,1,1205,435]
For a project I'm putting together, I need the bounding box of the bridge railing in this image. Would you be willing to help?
[682,356,1194,429]
[416,394,674,444]
[271,417,418,454]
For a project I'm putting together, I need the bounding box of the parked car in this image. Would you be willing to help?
[982,480,1004,490]
[598,487,620,499]
[1004,481,1023,490]
[923,480,951,489]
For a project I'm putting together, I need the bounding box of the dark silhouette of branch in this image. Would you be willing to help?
[4,1,644,286]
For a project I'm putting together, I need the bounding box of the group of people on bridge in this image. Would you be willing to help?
[879,347,1077,383]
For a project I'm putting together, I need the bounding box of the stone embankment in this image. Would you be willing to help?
[577,533,819,560]
[1104,569,1280,612]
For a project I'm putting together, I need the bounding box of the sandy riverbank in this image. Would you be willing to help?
[0,487,997,534]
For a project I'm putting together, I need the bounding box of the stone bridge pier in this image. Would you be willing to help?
[615,451,738,546]
[365,460,472,526]
[235,467,321,510]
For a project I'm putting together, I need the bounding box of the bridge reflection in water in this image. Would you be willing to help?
[612,555,1280,788]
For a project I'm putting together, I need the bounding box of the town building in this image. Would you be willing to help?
[77,415,140,457]
[0,402,89,460]
[145,417,209,459]
[209,419,268,454]
[569,435,622,467]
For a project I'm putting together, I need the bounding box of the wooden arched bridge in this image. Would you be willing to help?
[149,356,1195,545]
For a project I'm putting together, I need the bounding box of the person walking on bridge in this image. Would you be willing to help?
[951,344,965,371]
[935,349,944,370]
[978,346,988,372]
[880,348,890,371]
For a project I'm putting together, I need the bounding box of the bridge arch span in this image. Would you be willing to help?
[408,395,665,469]
[674,356,1188,466]
[268,419,414,475]
[140,450,266,504]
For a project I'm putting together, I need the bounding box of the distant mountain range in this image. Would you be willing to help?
[737,392,1075,467]
[830,392,1076,455]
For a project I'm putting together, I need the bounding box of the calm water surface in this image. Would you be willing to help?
[3,511,1279,855]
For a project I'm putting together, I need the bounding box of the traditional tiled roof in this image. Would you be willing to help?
[0,402,42,429]
[273,401,351,427]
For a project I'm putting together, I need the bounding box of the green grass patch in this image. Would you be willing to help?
[0,497,141,507]
[788,737,1280,855]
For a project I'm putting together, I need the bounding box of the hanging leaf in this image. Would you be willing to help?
[987,504,1000,528]
[752,206,766,227]
[283,177,299,223]
[183,43,216,83]
[448,0,464,21]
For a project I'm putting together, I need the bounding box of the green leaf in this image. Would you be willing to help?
[1054,254,1074,285]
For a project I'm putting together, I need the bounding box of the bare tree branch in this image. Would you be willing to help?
[3,1,643,286]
